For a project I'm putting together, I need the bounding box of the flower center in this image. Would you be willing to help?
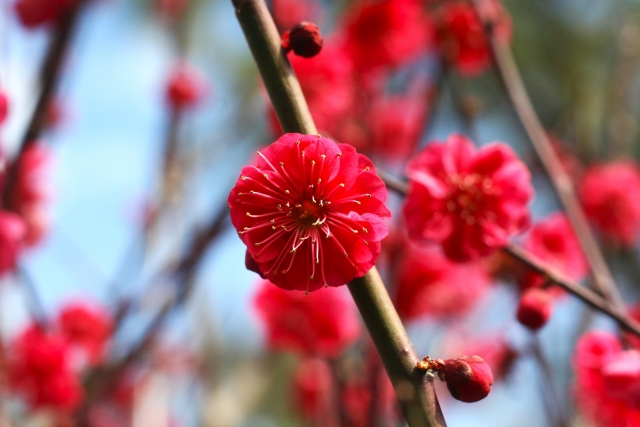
[447,174,495,224]
[294,199,324,227]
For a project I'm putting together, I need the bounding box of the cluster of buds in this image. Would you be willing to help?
[416,355,493,403]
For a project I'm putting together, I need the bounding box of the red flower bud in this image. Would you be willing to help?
[440,355,493,403]
[517,288,553,330]
[281,21,323,58]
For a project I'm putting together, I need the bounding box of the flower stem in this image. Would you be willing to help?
[231,0,446,425]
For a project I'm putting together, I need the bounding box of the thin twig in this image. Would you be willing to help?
[232,0,446,425]
[468,0,624,311]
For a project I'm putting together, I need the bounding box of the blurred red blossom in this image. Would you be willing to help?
[14,0,77,28]
[7,325,83,412]
[579,160,640,247]
[520,213,587,293]
[394,243,492,320]
[0,210,26,274]
[165,64,207,111]
[253,280,361,357]
[271,0,320,33]
[574,331,640,426]
[58,302,113,365]
[403,134,532,262]
[516,288,553,330]
[341,0,432,72]
[292,358,333,421]
[0,90,8,125]
[229,133,390,292]
[368,95,428,163]
[436,0,511,76]
[5,144,52,246]
[278,44,356,138]
[440,355,493,402]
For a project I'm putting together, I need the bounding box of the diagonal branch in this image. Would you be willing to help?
[232,0,447,425]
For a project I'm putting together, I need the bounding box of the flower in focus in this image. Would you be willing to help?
[229,133,390,292]
[0,211,26,274]
[282,21,324,58]
[573,331,640,426]
[579,160,640,247]
[516,288,553,330]
[436,0,511,77]
[403,134,532,262]
[14,0,77,28]
[58,302,113,365]
[253,280,361,357]
[4,144,51,246]
[395,243,491,320]
[439,355,493,403]
[165,64,207,111]
[7,324,83,411]
[341,0,432,72]
[520,212,587,292]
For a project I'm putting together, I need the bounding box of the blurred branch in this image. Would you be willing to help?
[529,337,569,427]
[77,206,229,425]
[2,2,85,208]
[16,266,47,329]
[468,0,625,311]
[232,0,446,425]
[378,171,640,338]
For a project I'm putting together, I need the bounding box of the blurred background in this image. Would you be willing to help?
[1,0,640,426]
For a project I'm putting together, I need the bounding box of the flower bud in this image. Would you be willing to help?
[517,288,553,330]
[281,21,323,58]
[439,355,493,403]
[165,64,207,111]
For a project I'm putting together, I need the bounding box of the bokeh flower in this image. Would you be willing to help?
[579,160,640,247]
[394,243,491,320]
[341,0,432,72]
[520,212,587,292]
[574,331,640,426]
[403,134,532,261]
[7,324,83,412]
[253,279,361,357]
[59,302,113,365]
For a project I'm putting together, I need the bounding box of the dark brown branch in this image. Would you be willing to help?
[232,0,446,425]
